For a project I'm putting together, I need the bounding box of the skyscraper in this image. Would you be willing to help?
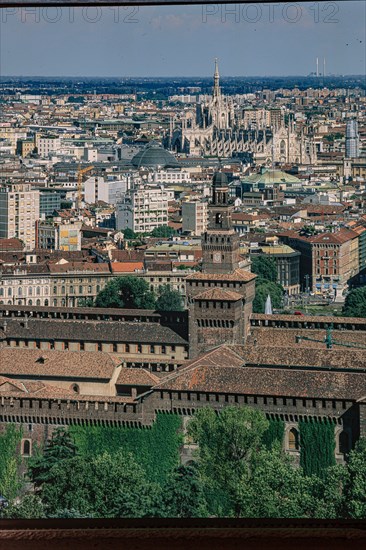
[346,120,360,158]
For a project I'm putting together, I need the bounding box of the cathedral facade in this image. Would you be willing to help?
[167,61,316,164]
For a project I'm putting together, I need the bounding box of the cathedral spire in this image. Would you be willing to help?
[213,58,220,98]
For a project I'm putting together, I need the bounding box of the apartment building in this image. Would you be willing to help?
[84,176,129,205]
[35,134,61,158]
[37,221,82,251]
[116,185,170,233]
[0,183,40,250]
[182,200,208,236]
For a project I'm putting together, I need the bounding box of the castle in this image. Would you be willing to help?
[0,171,365,464]
[167,60,316,164]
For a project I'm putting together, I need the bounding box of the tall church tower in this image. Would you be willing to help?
[186,171,256,358]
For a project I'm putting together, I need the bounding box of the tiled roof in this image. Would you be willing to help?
[154,345,366,400]
[0,318,188,345]
[194,288,243,301]
[186,269,256,282]
[116,368,160,386]
[252,313,366,325]
[110,262,144,273]
[0,349,119,380]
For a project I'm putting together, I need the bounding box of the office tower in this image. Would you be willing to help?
[346,120,360,158]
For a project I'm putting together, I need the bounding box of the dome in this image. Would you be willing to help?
[212,171,229,187]
[131,141,180,169]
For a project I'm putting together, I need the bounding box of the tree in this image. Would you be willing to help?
[156,285,183,311]
[95,276,156,309]
[39,451,158,518]
[342,287,366,318]
[151,225,176,238]
[123,228,137,240]
[253,279,284,313]
[27,428,77,489]
[343,438,366,518]
[188,406,269,517]
[158,463,208,518]
[251,256,277,283]
[5,494,46,519]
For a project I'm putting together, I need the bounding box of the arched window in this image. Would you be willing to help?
[36,287,41,296]
[288,428,299,451]
[29,286,33,296]
[36,299,41,306]
[28,300,32,306]
[0,288,3,297]
[18,287,22,296]
[22,439,32,457]
[339,431,349,455]
[44,287,49,295]
[280,139,286,156]
[44,299,49,306]
[70,286,74,295]
[53,286,57,294]
[8,288,12,296]
[61,286,65,295]
[215,213,223,226]
[53,299,57,306]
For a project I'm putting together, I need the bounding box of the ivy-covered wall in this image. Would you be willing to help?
[262,418,285,449]
[70,413,183,485]
[0,425,22,501]
[299,418,336,477]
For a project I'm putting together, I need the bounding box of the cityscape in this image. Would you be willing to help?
[0,2,366,522]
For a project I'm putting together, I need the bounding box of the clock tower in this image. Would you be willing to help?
[202,171,241,274]
[186,170,256,358]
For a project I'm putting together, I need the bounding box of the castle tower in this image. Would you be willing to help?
[186,171,256,358]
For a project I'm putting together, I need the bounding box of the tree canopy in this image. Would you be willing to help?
[94,276,156,309]
[151,225,177,238]
[156,285,183,311]
[251,255,277,283]
[342,287,366,318]
[253,279,284,313]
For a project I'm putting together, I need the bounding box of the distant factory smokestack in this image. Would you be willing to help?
[323,58,326,77]
[316,57,319,77]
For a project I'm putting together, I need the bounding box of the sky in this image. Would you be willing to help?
[0,2,365,77]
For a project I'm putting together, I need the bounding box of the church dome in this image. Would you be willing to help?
[213,171,229,186]
[131,141,180,169]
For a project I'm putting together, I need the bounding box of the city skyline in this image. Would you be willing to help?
[0,2,365,77]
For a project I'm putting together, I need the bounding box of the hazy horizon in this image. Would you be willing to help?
[0,2,365,77]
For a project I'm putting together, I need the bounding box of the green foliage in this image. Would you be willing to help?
[27,428,77,489]
[253,279,284,313]
[151,225,177,238]
[251,256,277,283]
[299,419,336,478]
[188,406,269,517]
[158,463,208,518]
[40,451,158,518]
[156,285,183,311]
[70,413,183,486]
[343,438,366,518]
[342,287,366,318]
[123,228,137,240]
[94,276,156,309]
[0,425,22,502]
[235,446,317,518]
[5,494,46,519]
[262,419,285,450]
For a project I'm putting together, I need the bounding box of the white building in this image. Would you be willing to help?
[35,135,61,158]
[0,183,40,250]
[84,176,131,205]
[153,169,191,185]
[116,185,170,233]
